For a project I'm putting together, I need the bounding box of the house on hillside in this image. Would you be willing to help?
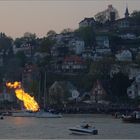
[96,35,110,48]
[90,80,108,103]
[95,34,111,55]
[115,49,132,62]
[127,74,140,99]
[13,43,33,57]
[113,7,140,29]
[127,64,140,80]
[79,17,96,28]
[82,50,95,60]
[68,38,85,55]
[54,32,74,44]
[61,56,87,73]
[48,81,79,104]
[81,80,110,104]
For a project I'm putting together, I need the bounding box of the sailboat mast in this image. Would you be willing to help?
[43,70,47,109]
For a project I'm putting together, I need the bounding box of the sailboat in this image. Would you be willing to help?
[35,71,62,118]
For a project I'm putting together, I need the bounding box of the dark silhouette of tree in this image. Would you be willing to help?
[47,30,56,37]
[89,57,115,79]
[39,37,55,53]
[110,72,132,101]
[74,26,96,48]
[131,10,140,24]
[61,28,73,34]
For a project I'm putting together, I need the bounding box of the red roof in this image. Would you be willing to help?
[64,56,85,64]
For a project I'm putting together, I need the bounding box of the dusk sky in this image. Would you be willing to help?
[0,0,140,38]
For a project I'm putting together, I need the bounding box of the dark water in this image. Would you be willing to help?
[0,114,140,139]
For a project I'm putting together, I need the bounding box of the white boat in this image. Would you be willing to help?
[12,111,36,117]
[69,124,98,135]
[12,110,62,118]
[35,110,62,118]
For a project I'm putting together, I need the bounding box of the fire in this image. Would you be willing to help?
[6,81,39,112]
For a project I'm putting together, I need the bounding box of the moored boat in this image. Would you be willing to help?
[12,110,62,118]
[12,111,36,117]
[122,111,140,123]
[35,110,62,118]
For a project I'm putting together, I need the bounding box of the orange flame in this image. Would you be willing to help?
[6,81,39,112]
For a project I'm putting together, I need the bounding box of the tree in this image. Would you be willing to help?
[89,57,115,80]
[61,28,73,34]
[14,33,37,52]
[28,79,39,98]
[47,30,56,37]
[131,11,140,23]
[0,33,13,51]
[39,37,55,53]
[24,32,36,39]
[110,72,132,101]
[15,51,27,66]
[94,5,119,23]
[74,26,96,48]
[48,82,65,105]
[4,57,22,81]
[109,34,122,53]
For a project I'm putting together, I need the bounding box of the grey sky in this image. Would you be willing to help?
[0,0,140,38]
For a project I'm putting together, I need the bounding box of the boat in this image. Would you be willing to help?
[69,124,98,135]
[122,111,140,123]
[35,110,62,118]
[12,110,36,117]
[0,115,4,120]
[12,110,62,118]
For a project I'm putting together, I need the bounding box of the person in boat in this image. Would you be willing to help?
[0,115,4,120]
[83,124,90,128]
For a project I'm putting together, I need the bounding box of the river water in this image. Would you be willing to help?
[0,114,140,139]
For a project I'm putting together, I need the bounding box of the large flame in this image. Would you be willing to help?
[6,81,39,112]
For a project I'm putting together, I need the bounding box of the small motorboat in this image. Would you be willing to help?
[122,111,140,123]
[69,124,98,135]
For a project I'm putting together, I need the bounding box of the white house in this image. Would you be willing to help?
[69,39,85,55]
[127,74,140,99]
[127,84,137,99]
[82,50,95,60]
[119,33,136,40]
[127,64,140,80]
[54,32,74,44]
[115,50,132,62]
[96,35,110,48]
[13,43,32,57]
